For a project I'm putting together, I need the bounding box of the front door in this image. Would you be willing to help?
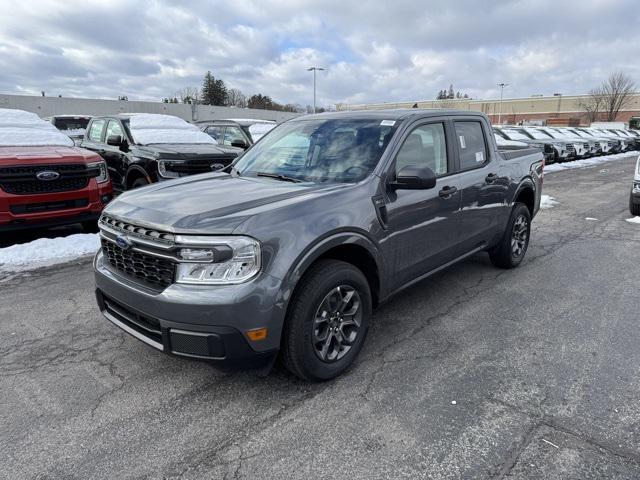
[380,121,461,290]
[101,119,128,191]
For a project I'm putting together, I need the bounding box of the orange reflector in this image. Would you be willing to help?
[246,328,268,342]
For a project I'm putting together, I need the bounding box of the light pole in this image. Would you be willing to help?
[497,82,509,124]
[307,67,324,113]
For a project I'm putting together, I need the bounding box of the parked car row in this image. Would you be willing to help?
[494,125,640,163]
[0,109,279,233]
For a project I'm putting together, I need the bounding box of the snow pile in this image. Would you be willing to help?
[545,152,636,173]
[495,134,528,148]
[128,113,216,145]
[249,122,277,141]
[625,217,640,224]
[540,194,558,209]
[0,108,74,147]
[0,234,99,272]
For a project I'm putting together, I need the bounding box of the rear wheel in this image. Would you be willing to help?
[489,202,531,269]
[281,260,371,381]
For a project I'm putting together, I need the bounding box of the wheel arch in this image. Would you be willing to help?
[125,164,152,189]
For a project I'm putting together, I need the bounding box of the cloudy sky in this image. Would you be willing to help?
[0,0,638,107]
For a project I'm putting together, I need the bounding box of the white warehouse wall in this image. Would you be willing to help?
[0,94,301,123]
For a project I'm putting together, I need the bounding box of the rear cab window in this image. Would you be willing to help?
[454,121,488,170]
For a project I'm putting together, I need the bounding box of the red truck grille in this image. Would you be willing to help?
[0,163,99,195]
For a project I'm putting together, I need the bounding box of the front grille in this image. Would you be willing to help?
[0,163,99,195]
[100,214,175,244]
[163,155,236,175]
[101,238,176,289]
[594,142,601,149]
[567,144,575,152]
[583,143,589,149]
[10,198,88,214]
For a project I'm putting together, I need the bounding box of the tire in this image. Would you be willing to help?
[489,202,531,269]
[130,177,149,189]
[631,190,640,216]
[281,260,372,382]
[81,220,99,233]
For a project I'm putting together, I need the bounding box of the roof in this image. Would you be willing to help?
[289,108,486,122]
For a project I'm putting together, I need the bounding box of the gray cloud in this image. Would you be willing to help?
[0,0,638,107]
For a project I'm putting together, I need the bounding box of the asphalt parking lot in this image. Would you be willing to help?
[1,155,639,479]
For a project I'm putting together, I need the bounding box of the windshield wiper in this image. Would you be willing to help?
[255,172,304,183]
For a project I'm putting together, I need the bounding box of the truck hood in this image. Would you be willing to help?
[133,143,241,158]
[0,145,101,165]
[104,173,343,234]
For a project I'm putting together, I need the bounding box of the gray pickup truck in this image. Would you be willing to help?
[94,109,543,381]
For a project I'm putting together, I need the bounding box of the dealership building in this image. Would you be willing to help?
[337,93,640,127]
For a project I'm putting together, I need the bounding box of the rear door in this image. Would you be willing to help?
[453,119,510,252]
[380,119,461,289]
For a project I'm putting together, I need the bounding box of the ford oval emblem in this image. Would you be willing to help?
[115,235,132,250]
[36,170,60,181]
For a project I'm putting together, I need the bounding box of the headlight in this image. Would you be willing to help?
[157,160,181,179]
[88,161,109,183]
[174,236,261,284]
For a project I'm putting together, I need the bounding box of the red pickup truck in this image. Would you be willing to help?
[0,109,113,232]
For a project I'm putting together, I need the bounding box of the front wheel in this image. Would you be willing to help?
[489,202,531,269]
[281,260,372,381]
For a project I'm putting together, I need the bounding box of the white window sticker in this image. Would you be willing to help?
[475,151,485,162]
[380,120,396,126]
[459,135,466,148]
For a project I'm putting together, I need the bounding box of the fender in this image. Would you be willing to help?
[125,164,152,185]
[283,228,385,288]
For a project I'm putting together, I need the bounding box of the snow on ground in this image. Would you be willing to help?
[545,152,637,173]
[0,233,99,272]
[625,217,640,224]
[540,194,558,209]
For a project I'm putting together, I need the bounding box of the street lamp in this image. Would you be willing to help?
[307,67,325,114]
[497,82,509,125]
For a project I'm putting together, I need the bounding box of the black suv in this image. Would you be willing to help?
[82,114,242,192]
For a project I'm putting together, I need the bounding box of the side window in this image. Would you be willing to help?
[224,126,247,145]
[455,121,488,170]
[205,126,224,142]
[105,120,123,139]
[88,119,106,142]
[395,123,448,176]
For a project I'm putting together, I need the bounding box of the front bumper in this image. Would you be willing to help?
[94,250,284,366]
[0,181,112,231]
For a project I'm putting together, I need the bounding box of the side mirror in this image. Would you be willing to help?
[231,139,249,149]
[391,165,437,190]
[106,134,123,146]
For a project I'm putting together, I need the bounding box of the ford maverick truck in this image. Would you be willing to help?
[94,110,543,381]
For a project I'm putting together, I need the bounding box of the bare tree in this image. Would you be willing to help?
[601,72,636,121]
[579,87,606,122]
[226,88,247,108]
[175,86,200,104]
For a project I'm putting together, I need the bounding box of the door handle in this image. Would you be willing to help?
[485,173,499,183]
[439,186,457,198]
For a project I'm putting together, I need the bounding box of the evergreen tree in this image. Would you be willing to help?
[201,71,228,106]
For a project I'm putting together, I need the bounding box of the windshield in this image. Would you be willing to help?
[502,129,531,141]
[127,114,216,145]
[525,129,554,140]
[0,108,74,147]
[556,128,578,137]
[234,118,397,183]
[568,129,587,138]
